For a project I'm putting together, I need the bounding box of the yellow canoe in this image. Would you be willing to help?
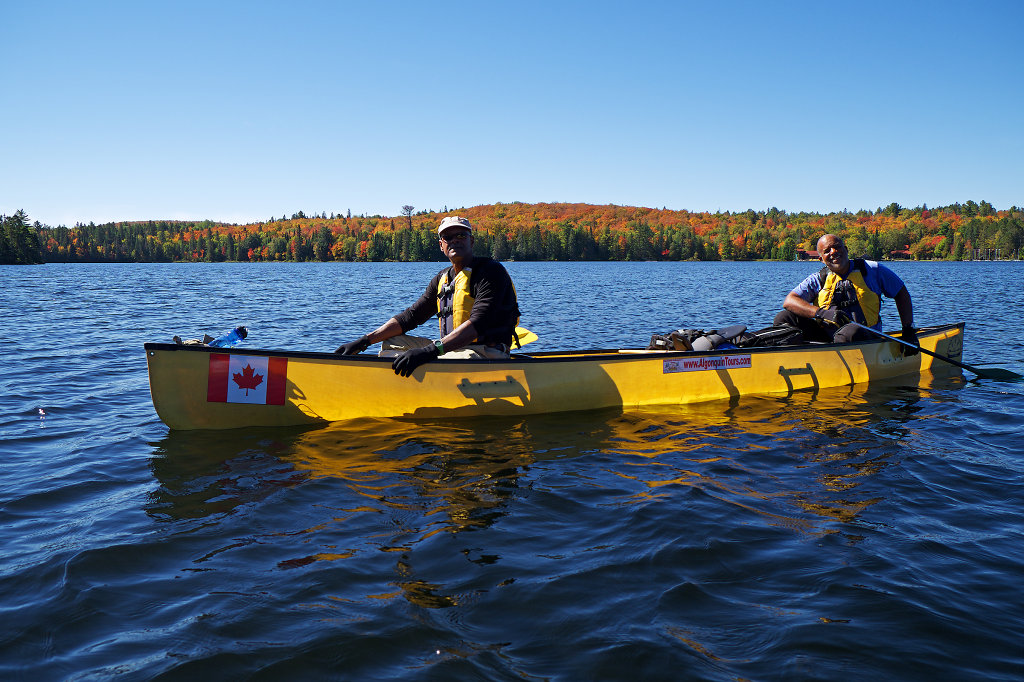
[145,323,964,430]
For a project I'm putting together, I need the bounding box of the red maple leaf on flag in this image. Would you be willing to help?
[233,364,264,395]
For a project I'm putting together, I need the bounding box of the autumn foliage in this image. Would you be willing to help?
[31,200,1024,263]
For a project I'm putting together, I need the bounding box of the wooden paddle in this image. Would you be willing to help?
[849,322,1022,381]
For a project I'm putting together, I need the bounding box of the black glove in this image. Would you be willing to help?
[335,335,371,355]
[392,344,440,377]
[901,327,919,356]
[814,306,850,327]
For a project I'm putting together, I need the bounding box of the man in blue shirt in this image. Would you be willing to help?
[774,234,917,352]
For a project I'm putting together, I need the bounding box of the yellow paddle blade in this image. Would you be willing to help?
[515,326,539,347]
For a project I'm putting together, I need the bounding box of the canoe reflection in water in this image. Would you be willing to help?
[145,369,963,610]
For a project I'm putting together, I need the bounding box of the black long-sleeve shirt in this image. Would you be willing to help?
[394,257,520,346]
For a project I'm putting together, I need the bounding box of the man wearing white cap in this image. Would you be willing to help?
[334,216,521,377]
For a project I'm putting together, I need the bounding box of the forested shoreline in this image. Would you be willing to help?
[5,200,1023,265]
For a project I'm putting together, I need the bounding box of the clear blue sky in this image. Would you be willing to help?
[4,0,1022,227]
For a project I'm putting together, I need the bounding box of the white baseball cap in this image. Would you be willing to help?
[437,216,472,236]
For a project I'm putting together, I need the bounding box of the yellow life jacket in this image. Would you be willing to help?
[816,259,880,327]
[437,267,475,337]
[436,264,521,344]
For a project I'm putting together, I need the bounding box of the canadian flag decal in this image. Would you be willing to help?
[207,354,287,405]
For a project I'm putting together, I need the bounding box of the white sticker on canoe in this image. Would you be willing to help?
[664,355,752,373]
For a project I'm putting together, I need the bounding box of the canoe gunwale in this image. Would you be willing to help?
[144,322,964,364]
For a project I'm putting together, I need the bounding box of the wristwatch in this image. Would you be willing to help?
[433,339,445,355]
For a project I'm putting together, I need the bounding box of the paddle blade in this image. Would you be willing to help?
[515,326,539,347]
[975,367,1024,382]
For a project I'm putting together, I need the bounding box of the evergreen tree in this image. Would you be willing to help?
[313,225,334,261]
[1,210,44,264]
[0,216,11,264]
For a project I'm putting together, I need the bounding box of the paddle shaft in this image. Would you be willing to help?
[848,321,1015,379]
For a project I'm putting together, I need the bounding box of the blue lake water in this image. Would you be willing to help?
[1,260,1022,680]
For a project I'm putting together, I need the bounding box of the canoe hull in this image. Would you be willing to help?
[145,323,965,430]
